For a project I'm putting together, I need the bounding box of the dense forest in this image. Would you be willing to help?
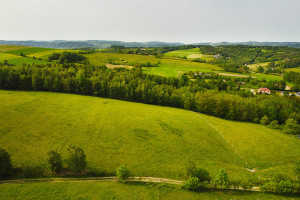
[0,63,299,128]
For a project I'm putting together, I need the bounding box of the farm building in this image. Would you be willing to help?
[258,88,271,94]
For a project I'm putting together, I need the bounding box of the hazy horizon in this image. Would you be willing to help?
[1,0,300,43]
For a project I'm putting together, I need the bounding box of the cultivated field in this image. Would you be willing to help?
[0,90,298,182]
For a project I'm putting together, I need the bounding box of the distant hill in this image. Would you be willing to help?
[0,40,184,49]
[0,40,299,49]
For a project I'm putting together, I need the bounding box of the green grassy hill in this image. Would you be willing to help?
[0,181,298,200]
[0,45,77,65]
[0,90,298,182]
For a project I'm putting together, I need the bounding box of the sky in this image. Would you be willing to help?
[1,0,299,43]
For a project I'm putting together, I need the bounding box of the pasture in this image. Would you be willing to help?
[0,90,298,182]
[0,181,297,200]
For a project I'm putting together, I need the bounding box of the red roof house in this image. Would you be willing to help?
[258,88,271,94]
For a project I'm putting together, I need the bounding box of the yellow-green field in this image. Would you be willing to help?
[0,90,298,182]
[0,181,297,200]
[0,52,21,60]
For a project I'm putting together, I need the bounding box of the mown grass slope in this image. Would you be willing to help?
[0,182,298,200]
[0,90,298,181]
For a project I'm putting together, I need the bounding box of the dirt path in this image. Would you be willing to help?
[0,176,260,191]
[0,177,182,185]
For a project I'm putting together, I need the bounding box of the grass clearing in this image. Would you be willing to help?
[0,90,298,182]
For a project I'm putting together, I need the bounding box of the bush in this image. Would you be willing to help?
[260,180,299,194]
[0,148,13,178]
[211,169,230,189]
[47,151,63,173]
[260,116,270,125]
[186,160,196,177]
[231,180,240,189]
[282,119,300,135]
[116,164,130,182]
[296,161,300,175]
[192,168,210,182]
[182,177,202,191]
[269,120,279,129]
[24,166,45,178]
[66,146,87,173]
[240,180,253,190]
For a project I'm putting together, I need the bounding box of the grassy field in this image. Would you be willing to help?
[27,49,78,59]
[164,48,214,61]
[0,90,298,182]
[0,181,298,200]
[0,45,79,65]
[4,47,53,56]
[285,67,300,73]
[0,45,30,52]
[248,62,270,70]
[86,52,222,77]
[0,52,21,60]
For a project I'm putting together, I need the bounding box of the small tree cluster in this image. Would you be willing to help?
[184,161,211,191]
[210,169,230,189]
[47,146,86,174]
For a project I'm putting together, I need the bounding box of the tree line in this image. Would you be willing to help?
[0,64,300,128]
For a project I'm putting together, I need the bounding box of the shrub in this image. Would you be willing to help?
[66,146,87,173]
[182,177,202,191]
[47,151,63,173]
[231,180,240,189]
[192,168,210,182]
[211,169,230,189]
[296,161,300,175]
[260,116,270,125]
[116,164,130,182]
[0,148,13,178]
[282,119,300,135]
[240,180,253,190]
[269,120,279,129]
[186,160,196,177]
[24,166,45,178]
[260,180,299,194]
